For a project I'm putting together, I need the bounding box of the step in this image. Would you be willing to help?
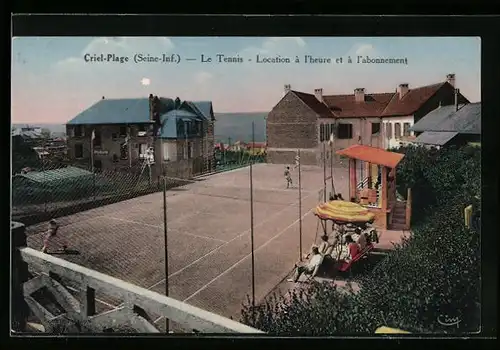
[392,218,407,224]
[392,213,406,220]
[390,224,408,230]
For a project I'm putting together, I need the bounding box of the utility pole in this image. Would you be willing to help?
[249,122,256,324]
[298,149,302,261]
[323,143,326,202]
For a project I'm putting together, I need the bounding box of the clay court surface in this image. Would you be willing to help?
[26,164,348,330]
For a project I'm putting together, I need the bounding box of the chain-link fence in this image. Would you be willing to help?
[12,151,267,226]
[11,161,191,226]
[214,150,266,172]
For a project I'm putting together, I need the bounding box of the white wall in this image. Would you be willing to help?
[381,115,415,149]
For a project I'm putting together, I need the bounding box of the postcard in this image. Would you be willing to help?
[11,36,481,336]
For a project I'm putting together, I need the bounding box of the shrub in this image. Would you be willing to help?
[241,145,481,334]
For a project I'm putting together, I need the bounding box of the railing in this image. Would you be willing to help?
[356,177,369,189]
[17,247,263,334]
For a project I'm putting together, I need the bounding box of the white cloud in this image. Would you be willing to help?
[194,71,213,85]
[353,43,376,56]
[141,77,151,86]
[240,37,307,57]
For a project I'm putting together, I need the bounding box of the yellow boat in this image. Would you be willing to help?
[315,200,375,223]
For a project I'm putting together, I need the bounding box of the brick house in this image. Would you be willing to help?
[66,94,215,178]
[266,74,470,166]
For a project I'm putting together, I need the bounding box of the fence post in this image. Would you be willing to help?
[405,187,412,229]
[11,221,30,332]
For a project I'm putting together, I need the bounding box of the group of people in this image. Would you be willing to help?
[288,223,374,283]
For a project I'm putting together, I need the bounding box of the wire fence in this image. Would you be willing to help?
[12,152,267,226]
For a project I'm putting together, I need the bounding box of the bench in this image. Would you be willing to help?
[337,243,374,273]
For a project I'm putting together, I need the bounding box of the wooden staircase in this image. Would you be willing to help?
[390,201,408,230]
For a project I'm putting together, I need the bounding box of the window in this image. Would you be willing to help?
[93,129,102,147]
[403,122,411,136]
[385,123,392,138]
[139,143,148,156]
[120,143,128,160]
[119,126,127,138]
[337,123,353,139]
[394,123,401,138]
[320,124,325,142]
[137,124,147,136]
[371,122,381,135]
[74,126,84,137]
[74,144,83,158]
[187,142,194,159]
[93,160,102,171]
[325,124,330,140]
[162,142,169,161]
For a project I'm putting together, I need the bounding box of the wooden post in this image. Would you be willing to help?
[11,222,29,332]
[381,166,388,211]
[349,158,357,200]
[80,286,96,317]
[406,187,412,229]
[365,161,371,188]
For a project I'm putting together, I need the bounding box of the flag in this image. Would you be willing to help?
[123,127,131,146]
[328,133,334,146]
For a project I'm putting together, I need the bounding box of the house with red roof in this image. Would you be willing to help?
[266,74,470,165]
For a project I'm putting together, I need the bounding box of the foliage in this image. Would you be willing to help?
[241,144,481,334]
[12,135,41,174]
[390,144,480,223]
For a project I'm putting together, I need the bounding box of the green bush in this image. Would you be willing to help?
[241,144,481,334]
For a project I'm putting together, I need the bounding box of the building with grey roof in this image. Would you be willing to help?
[66,95,215,178]
[410,102,481,147]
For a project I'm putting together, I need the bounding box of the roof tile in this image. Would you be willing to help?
[336,144,405,168]
[288,81,463,119]
[292,91,334,118]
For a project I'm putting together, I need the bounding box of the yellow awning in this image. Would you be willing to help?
[315,200,375,223]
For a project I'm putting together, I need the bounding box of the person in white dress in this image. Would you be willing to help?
[289,246,323,282]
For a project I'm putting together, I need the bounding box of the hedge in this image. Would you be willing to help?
[241,144,481,334]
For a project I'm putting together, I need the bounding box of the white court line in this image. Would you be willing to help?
[183,204,316,303]
[193,184,316,194]
[146,187,322,291]
[106,216,228,244]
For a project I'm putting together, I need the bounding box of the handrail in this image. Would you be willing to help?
[19,247,263,334]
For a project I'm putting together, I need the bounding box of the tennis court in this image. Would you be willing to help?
[26,163,349,331]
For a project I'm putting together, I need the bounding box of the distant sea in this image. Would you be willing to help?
[13,112,268,143]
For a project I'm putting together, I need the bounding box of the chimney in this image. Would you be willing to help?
[314,88,323,103]
[284,84,291,96]
[397,83,409,99]
[148,94,154,120]
[454,88,460,111]
[446,73,456,87]
[354,88,365,103]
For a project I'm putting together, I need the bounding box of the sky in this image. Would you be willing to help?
[12,37,481,124]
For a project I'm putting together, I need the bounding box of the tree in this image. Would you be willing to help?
[41,128,52,139]
[12,135,41,174]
